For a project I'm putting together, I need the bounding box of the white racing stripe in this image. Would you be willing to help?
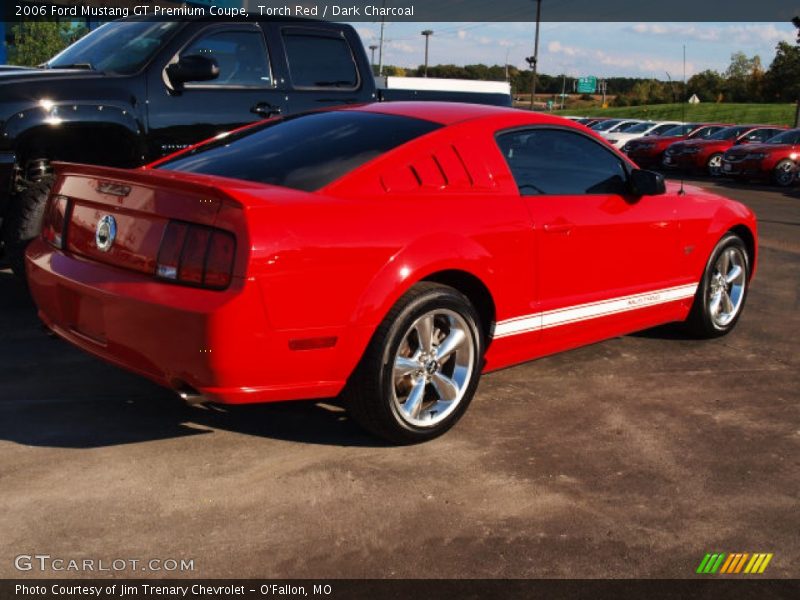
[494,283,698,339]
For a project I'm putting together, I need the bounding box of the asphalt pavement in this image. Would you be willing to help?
[1,178,797,579]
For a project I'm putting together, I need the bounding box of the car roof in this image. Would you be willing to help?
[347,102,529,126]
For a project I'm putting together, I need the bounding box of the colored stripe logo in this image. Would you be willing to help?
[696,553,773,574]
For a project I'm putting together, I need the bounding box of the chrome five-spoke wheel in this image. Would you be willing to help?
[687,233,750,338]
[707,246,746,329]
[346,283,484,444]
[392,309,475,428]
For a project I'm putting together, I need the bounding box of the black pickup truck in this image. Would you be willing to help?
[0,18,511,277]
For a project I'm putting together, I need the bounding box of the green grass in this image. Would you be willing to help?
[554,103,797,126]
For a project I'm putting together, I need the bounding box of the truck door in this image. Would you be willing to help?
[146,23,286,159]
[270,25,372,114]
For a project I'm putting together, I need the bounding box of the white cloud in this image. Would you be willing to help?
[548,41,579,57]
[628,23,794,47]
[546,41,696,76]
[356,27,375,43]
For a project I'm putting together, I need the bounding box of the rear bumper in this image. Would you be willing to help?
[26,240,347,404]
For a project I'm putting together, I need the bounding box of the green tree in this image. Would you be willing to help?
[723,52,761,102]
[687,69,724,102]
[8,22,87,67]
[764,41,800,102]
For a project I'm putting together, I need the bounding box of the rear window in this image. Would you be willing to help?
[283,31,358,88]
[158,111,442,191]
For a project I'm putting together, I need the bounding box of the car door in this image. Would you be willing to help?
[146,23,286,159]
[495,127,683,340]
[273,25,367,113]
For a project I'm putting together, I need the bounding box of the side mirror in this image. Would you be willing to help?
[166,54,219,88]
[629,169,666,196]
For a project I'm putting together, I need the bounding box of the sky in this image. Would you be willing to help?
[352,22,797,78]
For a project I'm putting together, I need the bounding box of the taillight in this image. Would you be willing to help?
[41,195,70,249]
[156,221,236,290]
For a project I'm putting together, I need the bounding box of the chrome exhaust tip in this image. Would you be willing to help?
[175,385,207,405]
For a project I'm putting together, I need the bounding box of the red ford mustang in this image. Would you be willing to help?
[26,103,757,443]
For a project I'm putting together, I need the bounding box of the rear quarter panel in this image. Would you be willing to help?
[236,116,542,381]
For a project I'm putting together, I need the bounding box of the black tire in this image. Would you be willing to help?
[1,176,54,280]
[345,282,484,444]
[685,233,750,338]
[773,159,797,188]
[707,153,724,177]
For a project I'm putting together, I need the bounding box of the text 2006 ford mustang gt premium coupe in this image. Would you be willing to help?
[26,103,757,443]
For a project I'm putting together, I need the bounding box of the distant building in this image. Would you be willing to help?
[688,94,701,104]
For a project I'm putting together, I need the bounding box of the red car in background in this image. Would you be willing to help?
[663,125,787,176]
[721,128,800,187]
[623,123,728,168]
[25,103,757,443]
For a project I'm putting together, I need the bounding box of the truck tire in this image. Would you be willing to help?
[1,176,54,280]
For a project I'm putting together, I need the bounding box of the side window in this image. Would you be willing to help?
[496,129,629,196]
[743,129,773,142]
[182,29,271,87]
[282,31,358,89]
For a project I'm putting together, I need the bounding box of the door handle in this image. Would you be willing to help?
[543,221,574,234]
[250,102,282,117]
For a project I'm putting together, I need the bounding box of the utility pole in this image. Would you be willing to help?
[794,17,800,127]
[421,30,433,77]
[665,71,676,103]
[560,73,566,110]
[528,0,543,110]
[377,0,386,77]
[369,45,378,74]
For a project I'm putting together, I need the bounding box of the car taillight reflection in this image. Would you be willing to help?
[41,195,70,249]
[156,221,236,289]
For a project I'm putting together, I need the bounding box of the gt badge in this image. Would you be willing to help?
[95,215,117,252]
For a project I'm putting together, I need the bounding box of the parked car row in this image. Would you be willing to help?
[565,116,798,187]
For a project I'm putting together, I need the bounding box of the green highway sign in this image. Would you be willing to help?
[576,76,597,94]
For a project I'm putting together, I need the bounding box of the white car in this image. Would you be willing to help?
[604,121,682,148]
[590,118,644,136]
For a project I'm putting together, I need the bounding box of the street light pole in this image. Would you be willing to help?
[529,0,542,110]
[421,30,433,77]
[377,0,386,77]
[369,44,378,74]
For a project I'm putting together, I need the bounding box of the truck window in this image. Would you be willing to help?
[182,29,272,87]
[282,31,358,89]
